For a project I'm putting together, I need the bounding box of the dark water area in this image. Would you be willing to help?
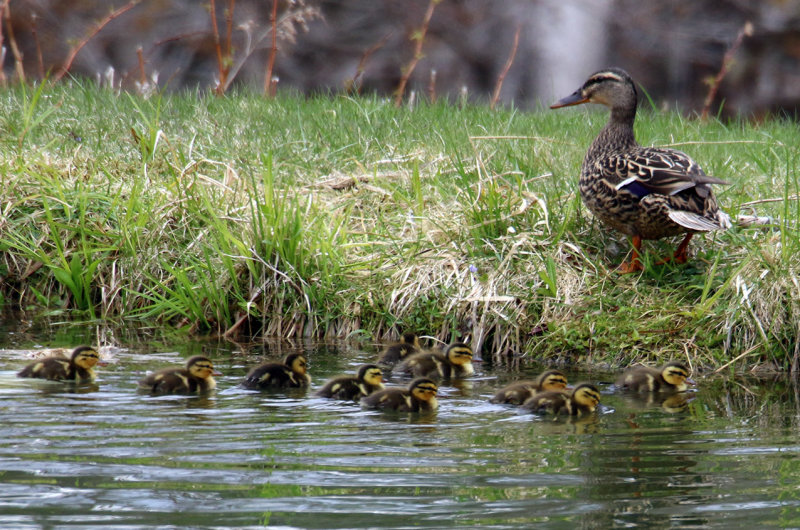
[1,316,799,528]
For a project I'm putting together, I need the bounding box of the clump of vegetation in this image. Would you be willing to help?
[0,82,797,371]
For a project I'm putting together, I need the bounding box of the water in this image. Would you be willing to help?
[1,325,799,528]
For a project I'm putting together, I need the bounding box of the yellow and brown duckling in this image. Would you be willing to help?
[17,345,103,382]
[521,382,601,417]
[490,369,569,405]
[396,342,474,380]
[551,67,730,273]
[138,355,220,394]
[241,353,311,390]
[315,364,385,401]
[616,360,694,393]
[360,377,439,412]
[376,332,422,366]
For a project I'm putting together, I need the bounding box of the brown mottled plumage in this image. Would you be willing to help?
[360,378,439,412]
[138,355,220,394]
[376,333,421,366]
[396,342,474,380]
[521,383,601,416]
[551,67,730,273]
[241,353,311,390]
[17,346,102,382]
[315,364,385,400]
[490,369,569,405]
[616,361,694,393]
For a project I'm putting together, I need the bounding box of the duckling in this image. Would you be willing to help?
[315,364,385,400]
[616,360,694,392]
[17,346,102,382]
[241,353,311,389]
[396,342,474,380]
[360,377,439,412]
[521,382,601,417]
[138,355,220,394]
[551,68,730,273]
[376,332,421,366]
[490,369,569,405]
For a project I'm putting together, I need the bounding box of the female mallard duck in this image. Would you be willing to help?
[521,382,601,416]
[315,364,385,400]
[138,355,220,394]
[376,332,421,366]
[360,377,439,412]
[551,67,730,273]
[616,361,694,393]
[241,353,311,390]
[17,345,102,382]
[490,369,569,405]
[396,342,474,380]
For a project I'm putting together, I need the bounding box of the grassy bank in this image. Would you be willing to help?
[1,82,798,371]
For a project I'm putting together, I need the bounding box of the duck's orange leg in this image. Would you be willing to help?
[656,232,693,266]
[617,235,644,274]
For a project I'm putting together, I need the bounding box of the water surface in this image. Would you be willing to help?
[0,326,799,528]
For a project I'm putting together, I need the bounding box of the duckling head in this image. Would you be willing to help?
[285,353,309,375]
[572,383,601,412]
[409,378,438,403]
[401,332,421,349]
[550,67,636,114]
[71,346,101,370]
[357,364,384,388]
[537,369,568,392]
[445,342,474,366]
[661,361,693,391]
[186,356,219,380]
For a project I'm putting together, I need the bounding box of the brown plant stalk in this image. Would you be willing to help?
[3,1,24,83]
[263,0,279,96]
[346,32,391,94]
[700,21,753,120]
[490,24,521,110]
[393,0,441,107]
[55,0,141,82]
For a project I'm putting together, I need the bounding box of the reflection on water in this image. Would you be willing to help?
[1,331,800,528]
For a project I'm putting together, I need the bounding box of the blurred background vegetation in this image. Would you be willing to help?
[2,0,799,114]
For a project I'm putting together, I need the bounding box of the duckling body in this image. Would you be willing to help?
[241,353,311,390]
[396,342,474,380]
[360,377,438,412]
[17,346,102,382]
[490,369,569,405]
[376,333,421,366]
[138,355,219,394]
[521,383,601,416]
[315,364,385,400]
[616,361,693,393]
[551,68,730,273]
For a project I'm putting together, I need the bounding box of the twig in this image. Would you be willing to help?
[490,24,520,110]
[55,0,141,82]
[136,46,146,86]
[263,0,278,96]
[0,0,7,85]
[393,0,441,107]
[209,0,226,95]
[711,343,761,374]
[427,69,437,103]
[346,32,391,94]
[740,194,800,207]
[3,1,24,83]
[30,13,44,79]
[701,21,753,120]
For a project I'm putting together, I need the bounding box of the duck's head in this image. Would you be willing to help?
[401,332,421,348]
[572,383,601,411]
[537,369,569,392]
[71,346,101,370]
[661,361,694,391]
[550,67,636,113]
[284,353,309,375]
[409,378,438,402]
[357,364,384,387]
[445,342,474,366]
[186,356,220,380]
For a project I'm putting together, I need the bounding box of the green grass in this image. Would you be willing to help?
[1,81,798,371]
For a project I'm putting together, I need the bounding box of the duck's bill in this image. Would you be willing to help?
[685,377,696,386]
[550,91,589,109]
